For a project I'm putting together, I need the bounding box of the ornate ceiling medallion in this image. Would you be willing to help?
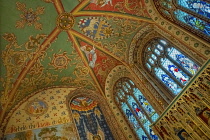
[50,52,71,70]
[57,13,75,30]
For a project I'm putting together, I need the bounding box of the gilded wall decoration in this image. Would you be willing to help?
[61,63,96,90]
[115,0,150,17]
[84,0,150,18]
[103,39,127,60]
[1,33,47,106]
[151,60,210,140]
[15,2,45,30]
[107,17,146,37]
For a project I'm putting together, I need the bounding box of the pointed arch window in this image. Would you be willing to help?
[114,78,159,140]
[154,0,210,41]
[144,38,200,95]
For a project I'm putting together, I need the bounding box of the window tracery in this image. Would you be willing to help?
[114,77,159,140]
[154,0,210,41]
[144,38,200,95]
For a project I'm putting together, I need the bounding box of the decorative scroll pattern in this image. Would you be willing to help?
[151,60,210,140]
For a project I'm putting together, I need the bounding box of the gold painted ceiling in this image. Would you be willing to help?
[0,0,153,126]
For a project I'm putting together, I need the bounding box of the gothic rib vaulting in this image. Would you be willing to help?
[0,0,210,139]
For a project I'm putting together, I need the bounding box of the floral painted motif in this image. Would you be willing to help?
[16,2,45,30]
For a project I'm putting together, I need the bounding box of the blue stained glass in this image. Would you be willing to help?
[160,40,167,45]
[146,63,151,70]
[134,89,156,117]
[174,10,210,36]
[116,79,159,140]
[155,68,182,94]
[151,113,159,122]
[154,49,160,55]
[149,58,154,64]
[163,10,171,16]
[150,129,159,140]
[162,59,190,85]
[178,0,210,18]
[151,54,157,60]
[144,119,152,136]
[161,0,172,9]
[137,128,148,140]
[117,91,124,99]
[157,44,163,51]
[123,85,129,92]
[129,80,135,85]
[123,105,140,130]
[169,48,200,74]
[125,82,131,89]
[130,101,147,124]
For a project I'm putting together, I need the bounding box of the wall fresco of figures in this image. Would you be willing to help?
[70,97,115,140]
[4,123,77,140]
[151,60,210,140]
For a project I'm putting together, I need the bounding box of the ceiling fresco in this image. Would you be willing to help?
[0,0,153,126]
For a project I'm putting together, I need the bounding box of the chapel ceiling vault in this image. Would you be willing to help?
[0,0,153,124]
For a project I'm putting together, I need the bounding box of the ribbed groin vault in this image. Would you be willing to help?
[0,0,209,139]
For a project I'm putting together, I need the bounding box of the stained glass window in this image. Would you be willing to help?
[114,78,159,140]
[144,38,200,95]
[154,0,210,41]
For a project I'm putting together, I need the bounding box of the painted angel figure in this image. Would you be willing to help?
[90,0,113,7]
[81,45,97,68]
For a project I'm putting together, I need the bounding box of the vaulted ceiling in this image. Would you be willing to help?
[0,0,153,124]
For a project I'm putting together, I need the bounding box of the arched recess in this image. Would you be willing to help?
[129,24,205,102]
[105,65,163,140]
[66,88,126,140]
[143,0,210,59]
[2,87,78,139]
